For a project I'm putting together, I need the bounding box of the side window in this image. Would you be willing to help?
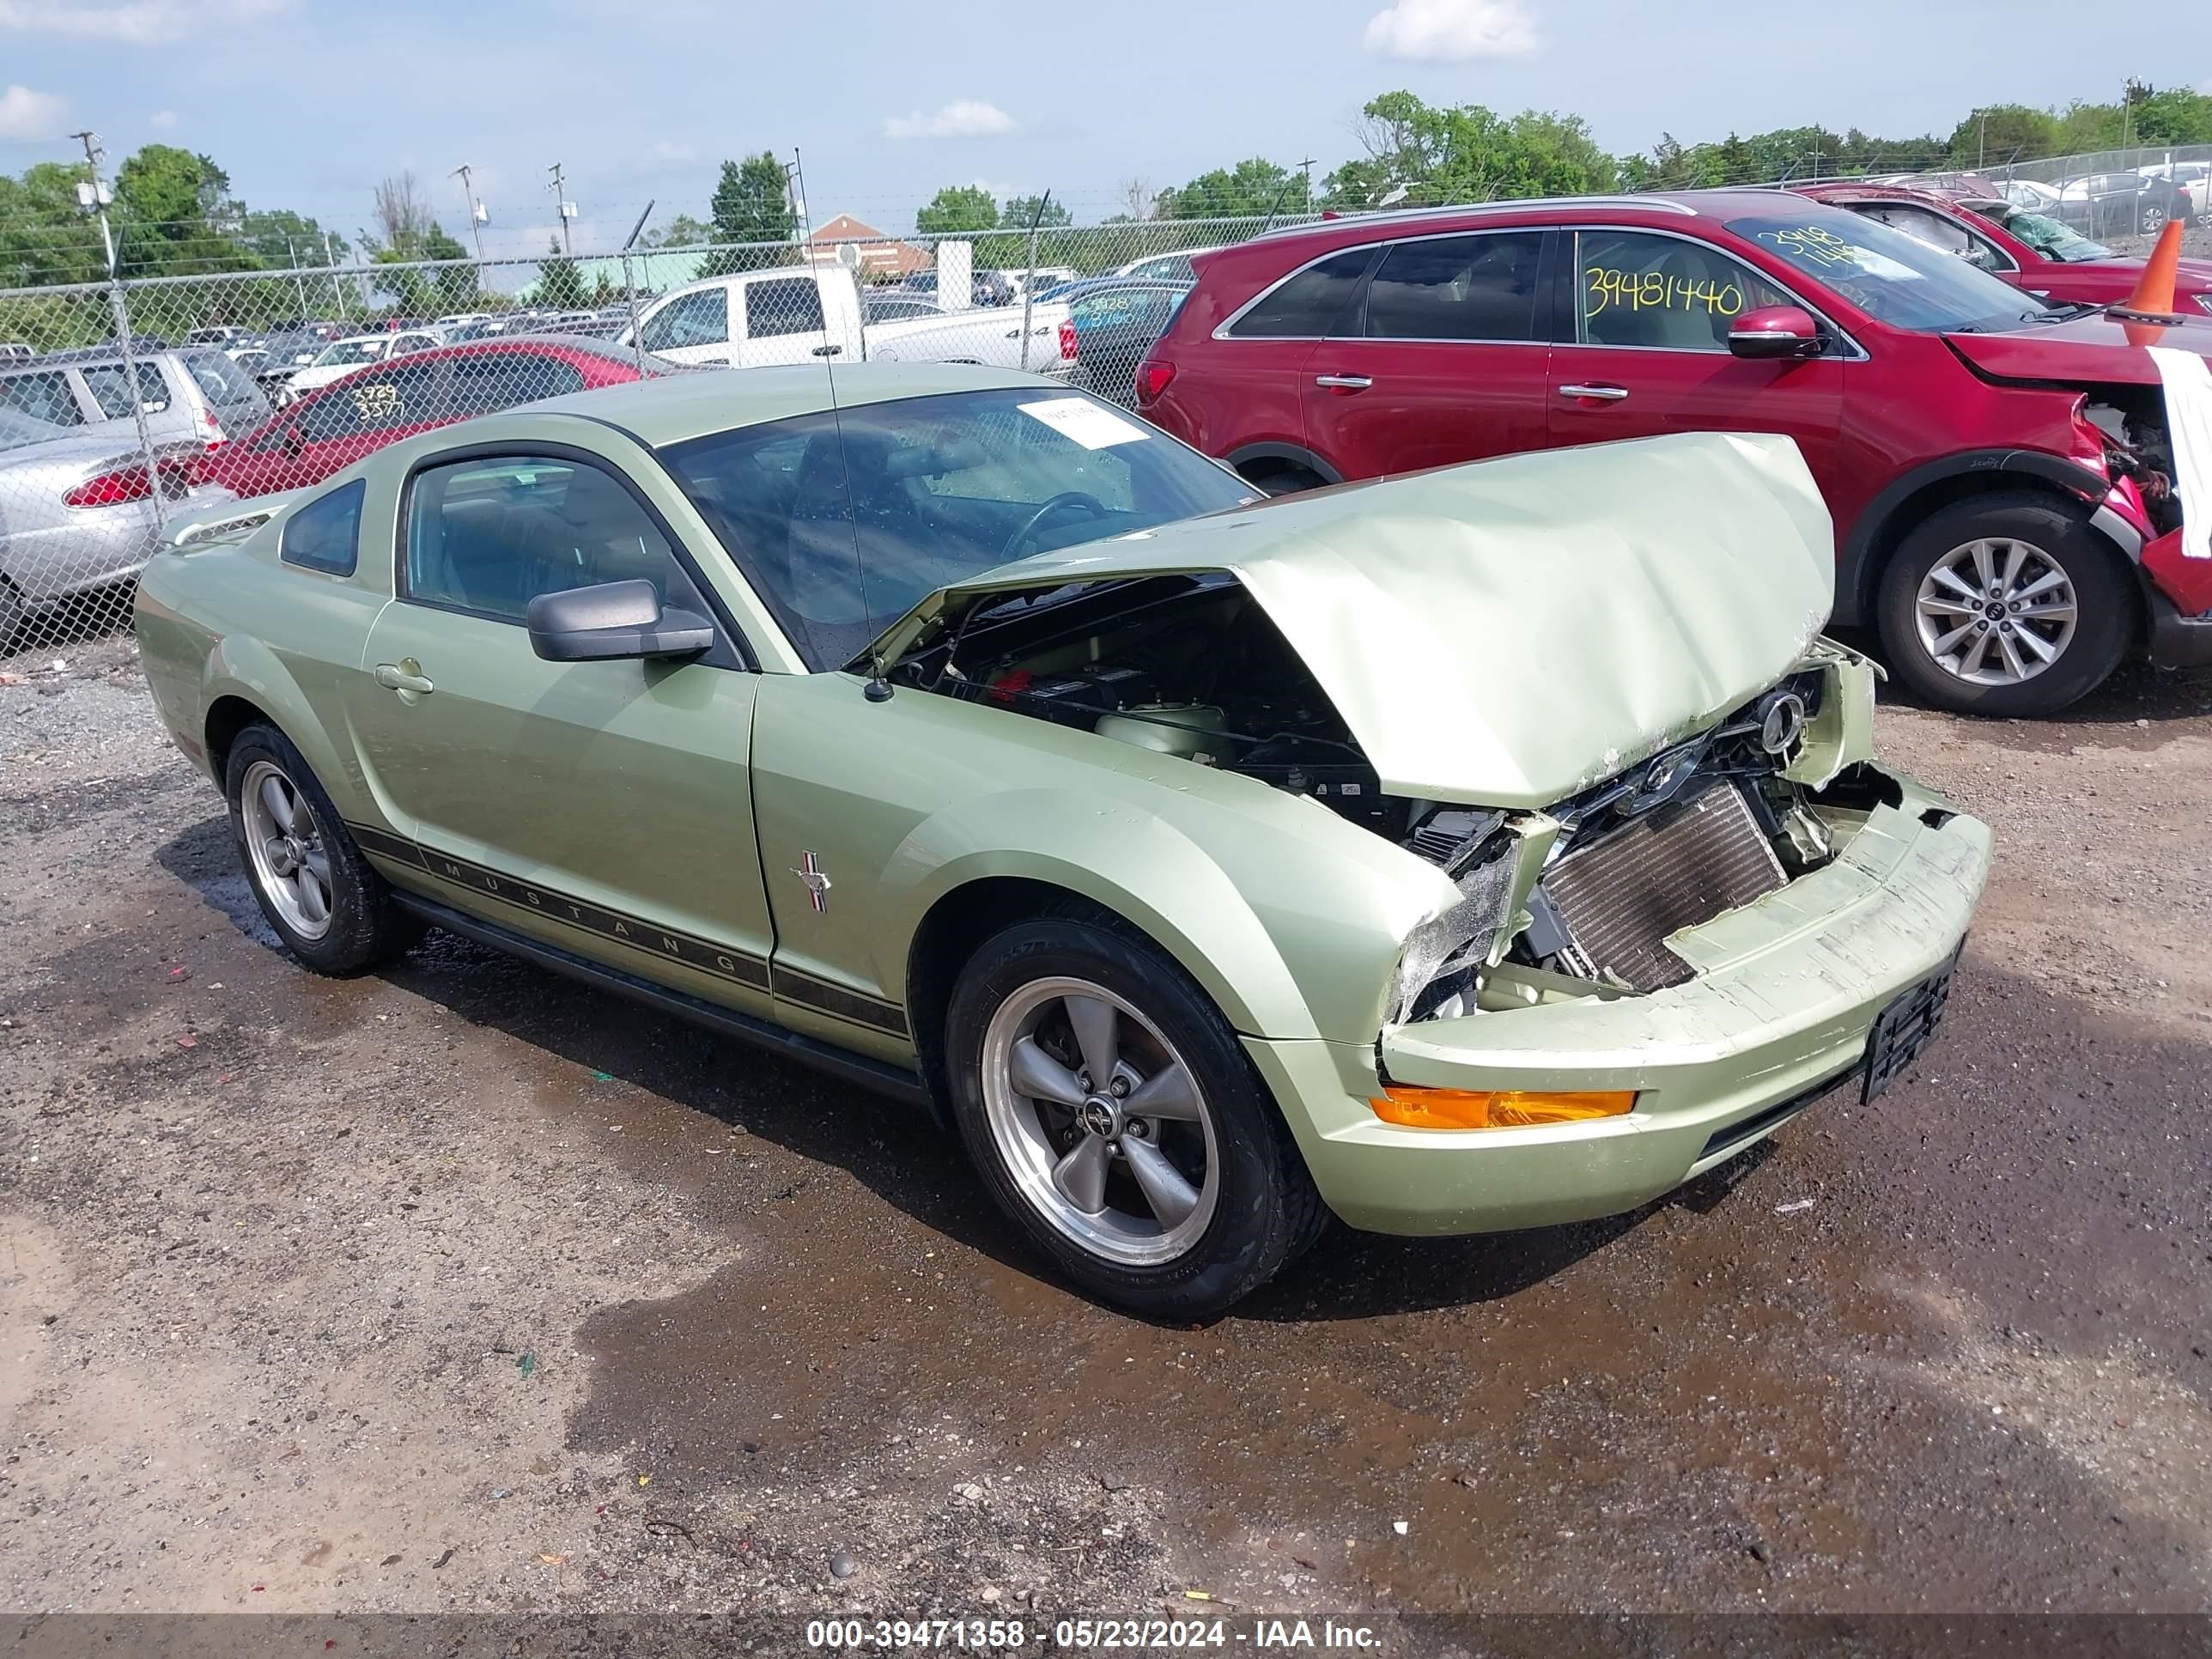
[82,362,173,418]
[344,360,446,433]
[1227,248,1377,338]
[404,453,690,624]
[1575,231,1789,352]
[293,381,369,445]
[281,479,365,575]
[185,349,258,404]
[445,352,586,418]
[0,370,82,426]
[639,288,729,351]
[1363,233,1544,342]
[744,277,826,340]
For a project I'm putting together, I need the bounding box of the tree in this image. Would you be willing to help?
[915,184,998,234]
[999,194,1071,230]
[369,171,435,257]
[1947,105,2060,169]
[1117,177,1156,222]
[702,154,795,276]
[538,237,586,309]
[238,209,348,270]
[1321,94,1615,209]
[642,211,712,249]
[0,161,107,288]
[1157,158,1295,220]
[112,143,258,276]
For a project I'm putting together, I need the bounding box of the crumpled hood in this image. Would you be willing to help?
[1945,310,2212,386]
[872,430,1836,809]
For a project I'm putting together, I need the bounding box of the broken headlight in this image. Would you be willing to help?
[1387,849,1519,1024]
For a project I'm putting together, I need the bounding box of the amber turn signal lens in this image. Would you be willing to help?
[1368,1086,1635,1131]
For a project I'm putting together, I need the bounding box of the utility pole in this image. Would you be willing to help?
[281,233,310,319]
[450,163,487,258]
[782,149,808,247]
[68,130,165,528]
[1978,109,1987,171]
[1297,156,1317,214]
[547,161,575,257]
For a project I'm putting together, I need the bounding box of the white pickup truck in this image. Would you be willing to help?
[622,266,1075,376]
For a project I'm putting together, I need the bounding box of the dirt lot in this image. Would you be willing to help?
[3,632,2210,1627]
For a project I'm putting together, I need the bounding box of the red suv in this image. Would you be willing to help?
[1138,192,2212,716]
[201,335,664,501]
[1793,181,2212,316]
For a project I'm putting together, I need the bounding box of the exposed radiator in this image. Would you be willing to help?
[1539,783,1787,992]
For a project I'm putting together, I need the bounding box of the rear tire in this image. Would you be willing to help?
[0,578,24,655]
[945,915,1326,1318]
[1875,492,2136,718]
[224,722,422,975]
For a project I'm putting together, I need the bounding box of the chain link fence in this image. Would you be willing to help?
[0,214,1321,661]
[7,139,2207,662]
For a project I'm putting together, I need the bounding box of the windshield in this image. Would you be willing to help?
[0,408,67,453]
[1979,204,2113,264]
[1725,210,2051,332]
[314,339,388,367]
[659,386,1257,669]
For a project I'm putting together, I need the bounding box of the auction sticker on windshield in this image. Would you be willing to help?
[1018,397,1149,450]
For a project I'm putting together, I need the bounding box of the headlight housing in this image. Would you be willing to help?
[1387,852,1518,1024]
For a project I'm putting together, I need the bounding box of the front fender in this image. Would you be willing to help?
[878,798,1325,1039]
[198,631,368,819]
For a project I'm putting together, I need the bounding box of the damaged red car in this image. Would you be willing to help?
[1139,192,2212,716]
[1791,180,2212,316]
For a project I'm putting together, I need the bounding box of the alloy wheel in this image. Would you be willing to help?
[240,758,336,940]
[980,975,1219,1267]
[1913,537,2077,688]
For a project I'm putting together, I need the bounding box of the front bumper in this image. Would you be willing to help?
[1248,775,1991,1236]
[2147,592,2212,671]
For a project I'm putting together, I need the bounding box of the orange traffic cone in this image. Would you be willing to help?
[2112,220,2187,344]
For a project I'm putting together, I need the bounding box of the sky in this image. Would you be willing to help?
[1,0,2208,263]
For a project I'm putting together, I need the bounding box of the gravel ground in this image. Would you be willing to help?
[3,634,2210,1630]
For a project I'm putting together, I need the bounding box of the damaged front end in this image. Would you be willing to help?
[1382,640,1883,1031]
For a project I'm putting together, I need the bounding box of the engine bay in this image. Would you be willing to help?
[901,573,1874,1015]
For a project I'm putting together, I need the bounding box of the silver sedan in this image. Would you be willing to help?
[0,409,186,647]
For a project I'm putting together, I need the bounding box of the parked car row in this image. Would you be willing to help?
[1133,190,2211,717]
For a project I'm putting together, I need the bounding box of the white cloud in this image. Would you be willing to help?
[0,82,66,140]
[1363,0,1536,60]
[149,108,177,128]
[883,100,1017,141]
[0,0,294,46]
[653,139,697,162]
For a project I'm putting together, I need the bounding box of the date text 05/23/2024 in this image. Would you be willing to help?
[804,1618,1383,1650]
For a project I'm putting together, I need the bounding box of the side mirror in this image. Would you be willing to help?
[526,579,714,664]
[1728,305,1825,361]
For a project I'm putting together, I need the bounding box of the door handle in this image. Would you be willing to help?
[374,661,434,695]
[1313,374,1373,390]
[810,343,842,356]
[1558,384,1630,402]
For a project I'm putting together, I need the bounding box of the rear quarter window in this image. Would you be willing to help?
[281,478,365,575]
[1227,247,1379,338]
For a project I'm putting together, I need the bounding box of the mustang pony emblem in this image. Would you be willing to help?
[791,851,833,914]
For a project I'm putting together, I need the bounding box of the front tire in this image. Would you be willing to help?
[945,916,1325,1318]
[224,723,421,974]
[1875,492,2137,717]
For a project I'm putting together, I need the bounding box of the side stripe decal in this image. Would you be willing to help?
[345,823,908,1036]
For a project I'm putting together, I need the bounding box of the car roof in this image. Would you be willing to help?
[1240,189,1816,250]
[488,361,1046,449]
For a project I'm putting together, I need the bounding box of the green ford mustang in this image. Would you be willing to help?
[136,363,1991,1316]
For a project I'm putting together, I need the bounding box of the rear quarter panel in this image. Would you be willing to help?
[134,475,397,823]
